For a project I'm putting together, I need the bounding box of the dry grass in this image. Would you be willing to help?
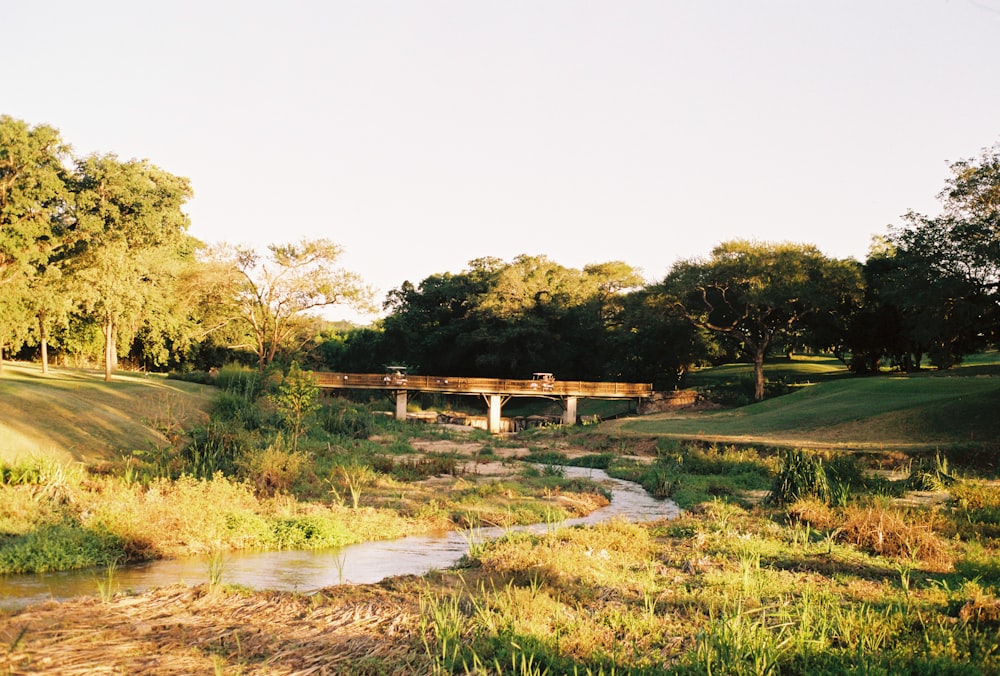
[837,503,953,569]
[0,582,428,675]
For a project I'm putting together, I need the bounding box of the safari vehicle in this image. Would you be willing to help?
[530,372,555,391]
[383,365,408,385]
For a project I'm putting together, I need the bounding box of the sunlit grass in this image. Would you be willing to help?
[619,371,1000,450]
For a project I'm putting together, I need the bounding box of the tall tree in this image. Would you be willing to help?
[379,255,646,380]
[663,240,862,401]
[874,141,1000,369]
[213,239,373,371]
[0,116,70,372]
[69,155,193,381]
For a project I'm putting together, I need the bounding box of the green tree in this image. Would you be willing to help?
[872,141,1000,369]
[663,240,861,401]
[608,289,719,388]
[379,255,646,380]
[212,239,373,372]
[273,361,320,451]
[68,154,194,381]
[0,116,70,372]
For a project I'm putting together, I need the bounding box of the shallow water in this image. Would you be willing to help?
[0,467,678,610]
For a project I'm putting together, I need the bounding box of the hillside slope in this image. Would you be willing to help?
[615,369,1000,451]
[0,362,215,464]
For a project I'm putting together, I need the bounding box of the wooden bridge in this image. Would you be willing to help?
[313,371,652,433]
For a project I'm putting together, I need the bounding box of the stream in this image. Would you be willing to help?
[0,467,679,611]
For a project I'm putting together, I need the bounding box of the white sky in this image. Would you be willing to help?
[6,1,1000,323]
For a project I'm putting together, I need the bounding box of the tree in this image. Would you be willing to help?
[607,288,719,389]
[662,240,862,401]
[0,116,70,372]
[69,154,194,381]
[216,239,373,371]
[378,255,646,380]
[273,361,320,451]
[872,141,1000,369]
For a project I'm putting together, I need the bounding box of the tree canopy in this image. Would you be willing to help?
[209,239,374,371]
[662,241,863,400]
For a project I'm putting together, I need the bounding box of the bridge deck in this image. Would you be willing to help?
[314,372,651,398]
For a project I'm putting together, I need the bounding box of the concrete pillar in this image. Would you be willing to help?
[488,394,502,433]
[395,390,408,422]
[562,396,578,426]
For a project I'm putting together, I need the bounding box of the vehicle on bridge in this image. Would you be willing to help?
[530,372,555,392]
[383,365,408,386]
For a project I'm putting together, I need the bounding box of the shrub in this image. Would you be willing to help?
[271,362,321,451]
[237,445,312,497]
[269,515,352,549]
[212,389,265,430]
[0,523,124,574]
[182,421,253,478]
[320,399,376,439]
[838,503,952,568]
[213,364,262,397]
[768,449,830,505]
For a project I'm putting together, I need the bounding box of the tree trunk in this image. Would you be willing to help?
[103,317,116,382]
[38,313,49,375]
[753,349,766,401]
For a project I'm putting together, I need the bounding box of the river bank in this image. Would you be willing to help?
[2,427,999,673]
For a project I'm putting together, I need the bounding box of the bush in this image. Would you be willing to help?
[320,399,376,439]
[768,449,830,505]
[213,364,263,397]
[269,515,353,549]
[237,445,312,497]
[182,421,253,478]
[838,503,952,568]
[0,523,124,574]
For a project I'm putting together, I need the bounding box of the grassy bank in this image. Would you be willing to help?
[0,362,215,464]
[618,355,1000,453]
[3,444,999,674]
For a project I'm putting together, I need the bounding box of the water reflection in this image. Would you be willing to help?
[0,467,678,610]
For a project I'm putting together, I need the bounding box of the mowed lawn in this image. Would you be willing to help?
[617,354,1000,450]
[0,362,215,464]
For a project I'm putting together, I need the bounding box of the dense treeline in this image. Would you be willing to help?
[3,115,998,394]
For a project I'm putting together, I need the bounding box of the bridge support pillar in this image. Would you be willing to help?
[394,390,408,422]
[562,396,578,426]
[488,394,502,433]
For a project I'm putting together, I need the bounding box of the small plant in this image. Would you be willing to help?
[96,559,119,602]
[333,550,347,584]
[272,362,321,451]
[207,550,225,591]
[767,449,830,505]
[329,461,378,509]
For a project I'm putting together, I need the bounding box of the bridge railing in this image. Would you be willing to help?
[313,372,652,398]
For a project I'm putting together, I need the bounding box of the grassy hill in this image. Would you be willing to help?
[0,362,215,464]
[615,353,1000,451]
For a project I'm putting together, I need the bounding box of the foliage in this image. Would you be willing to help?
[204,239,373,372]
[236,444,312,497]
[319,398,376,439]
[271,362,320,450]
[857,142,1000,371]
[0,116,71,371]
[376,254,647,380]
[661,240,863,400]
[767,449,830,504]
[68,154,194,381]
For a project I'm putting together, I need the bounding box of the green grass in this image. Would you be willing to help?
[0,361,215,464]
[685,354,849,388]
[619,362,1000,452]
